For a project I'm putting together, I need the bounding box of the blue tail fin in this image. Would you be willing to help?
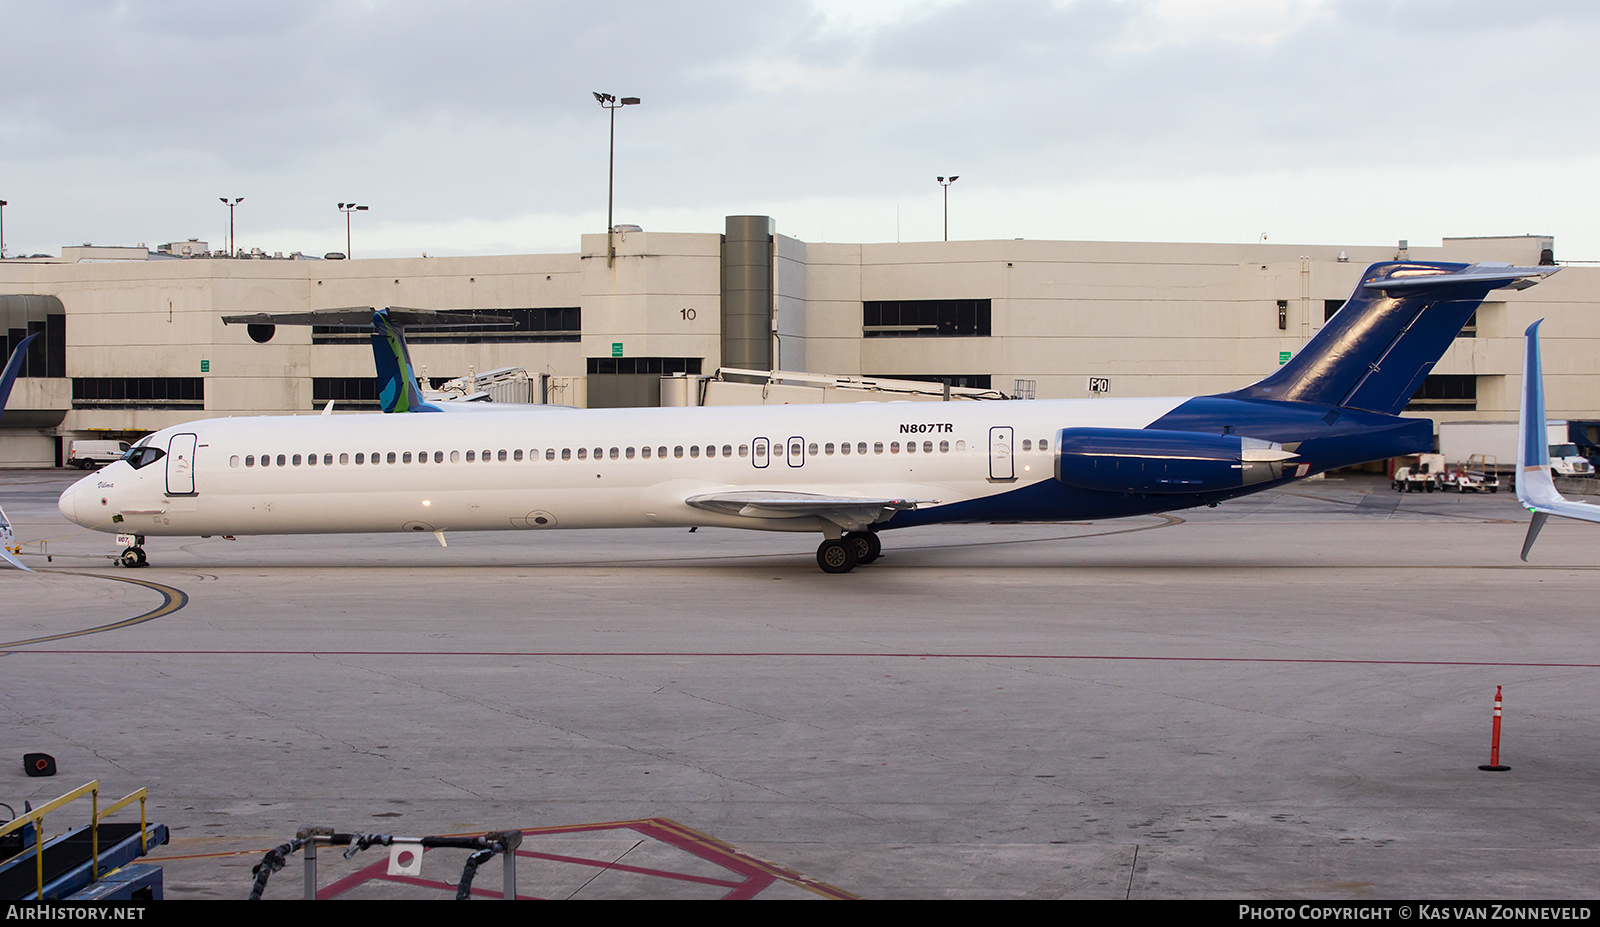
[0,332,39,418]
[1514,320,1600,559]
[0,333,39,571]
[1223,262,1557,414]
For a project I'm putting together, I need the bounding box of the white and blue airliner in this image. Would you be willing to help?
[52,260,1556,572]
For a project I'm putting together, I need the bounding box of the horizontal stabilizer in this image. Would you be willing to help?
[222,307,513,329]
[1362,262,1559,292]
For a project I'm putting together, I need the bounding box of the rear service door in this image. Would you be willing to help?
[988,426,1015,481]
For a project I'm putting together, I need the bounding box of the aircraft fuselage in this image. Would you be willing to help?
[59,393,1426,542]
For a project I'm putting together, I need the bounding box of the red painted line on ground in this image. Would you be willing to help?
[6,648,1600,668]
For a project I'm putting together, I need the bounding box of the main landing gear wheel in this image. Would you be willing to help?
[816,538,858,574]
[119,546,147,568]
[844,531,881,565]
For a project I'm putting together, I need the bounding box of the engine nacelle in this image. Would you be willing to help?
[1055,427,1296,494]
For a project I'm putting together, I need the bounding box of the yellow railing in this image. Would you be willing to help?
[0,781,150,900]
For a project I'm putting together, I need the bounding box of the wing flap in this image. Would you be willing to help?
[685,491,935,532]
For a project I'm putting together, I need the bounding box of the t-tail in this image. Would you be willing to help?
[1514,319,1600,560]
[1076,262,1560,502]
[0,333,39,570]
[370,309,439,413]
[1225,262,1559,415]
[222,307,513,413]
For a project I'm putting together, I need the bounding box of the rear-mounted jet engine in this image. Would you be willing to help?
[1055,427,1298,494]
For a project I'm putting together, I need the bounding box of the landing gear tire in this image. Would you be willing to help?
[119,546,147,568]
[817,538,858,574]
[844,531,881,565]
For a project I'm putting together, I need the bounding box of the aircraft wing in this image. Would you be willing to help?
[685,490,935,532]
[1515,320,1600,560]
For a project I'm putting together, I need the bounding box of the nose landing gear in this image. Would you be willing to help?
[119,536,148,568]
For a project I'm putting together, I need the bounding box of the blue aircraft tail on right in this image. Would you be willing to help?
[1514,320,1600,560]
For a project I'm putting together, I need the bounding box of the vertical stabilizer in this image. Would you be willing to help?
[370,310,441,413]
[0,333,39,570]
[1514,320,1600,560]
[1223,262,1558,414]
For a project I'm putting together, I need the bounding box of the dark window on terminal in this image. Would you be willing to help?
[2,313,66,378]
[1406,374,1477,411]
[585,357,704,408]
[1278,300,1289,330]
[1324,299,1344,322]
[586,357,703,376]
[72,377,204,410]
[864,299,991,337]
[312,307,581,344]
[312,377,382,410]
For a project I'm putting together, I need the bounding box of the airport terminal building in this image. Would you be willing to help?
[0,217,1586,468]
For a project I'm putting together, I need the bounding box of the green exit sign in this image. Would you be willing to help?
[611,343,623,358]
[200,359,210,372]
[1278,351,1291,365]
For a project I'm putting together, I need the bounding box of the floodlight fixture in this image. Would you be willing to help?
[338,203,370,258]
[595,91,643,266]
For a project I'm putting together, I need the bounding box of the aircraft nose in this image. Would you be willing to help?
[58,476,93,527]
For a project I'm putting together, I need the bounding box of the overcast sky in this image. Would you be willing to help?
[3,0,1598,260]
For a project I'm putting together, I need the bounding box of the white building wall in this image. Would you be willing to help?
[0,224,1592,468]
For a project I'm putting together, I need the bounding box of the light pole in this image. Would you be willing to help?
[936,176,959,241]
[593,91,640,267]
[219,197,243,255]
[338,203,368,259]
[0,200,7,259]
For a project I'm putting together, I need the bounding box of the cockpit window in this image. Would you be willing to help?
[125,446,166,470]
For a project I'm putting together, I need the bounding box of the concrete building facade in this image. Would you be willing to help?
[0,218,1587,468]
